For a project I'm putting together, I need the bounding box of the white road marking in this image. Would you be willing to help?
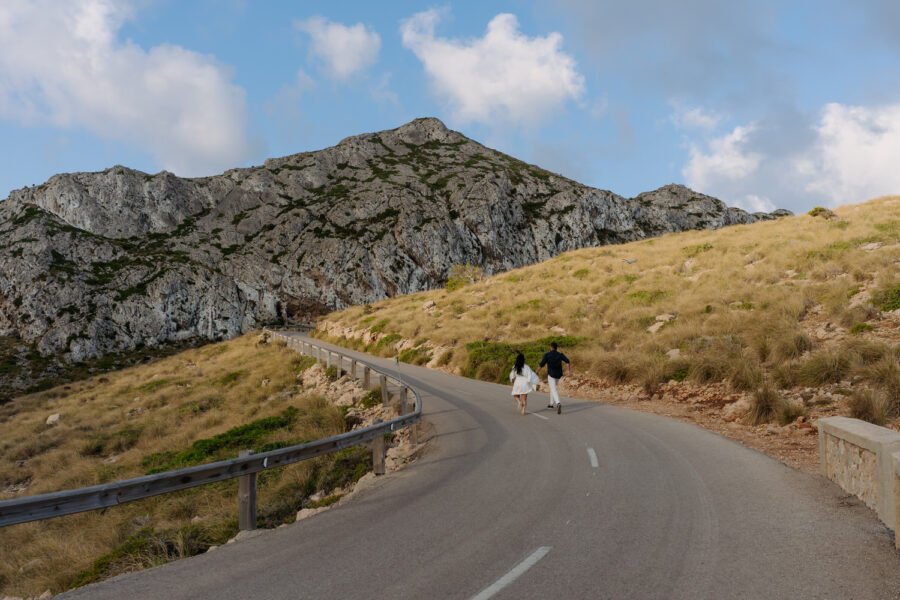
[470,546,552,600]
[530,412,549,420]
[587,448,599,468]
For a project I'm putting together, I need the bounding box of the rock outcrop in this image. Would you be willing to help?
[0,117,790,376]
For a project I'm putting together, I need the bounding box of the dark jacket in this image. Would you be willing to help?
[540,350,570,379]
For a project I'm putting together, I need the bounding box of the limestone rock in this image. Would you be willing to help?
[45,413,60,426]
[666,348,681,360]
[722,398,751,422]
[0,117,790,396]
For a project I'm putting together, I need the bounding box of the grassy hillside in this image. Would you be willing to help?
[318,197,900,426]
[0,334,375,597]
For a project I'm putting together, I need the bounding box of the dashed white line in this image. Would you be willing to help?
[470,546,552,600]
[530,412,549,420]
[587,447,599,468]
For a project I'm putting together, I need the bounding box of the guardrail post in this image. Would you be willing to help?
[363,366,370,388]
[350,359,357,379]
[380,375,388,407]
[238,450,257,531]
[316,346,322,364]
[326,351,331,369]
[400,387,409,415]
[372,421,386,476]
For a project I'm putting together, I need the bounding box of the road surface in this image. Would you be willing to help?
[61,334,900,599]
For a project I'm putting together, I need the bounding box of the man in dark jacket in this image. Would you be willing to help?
[539,341,571,414]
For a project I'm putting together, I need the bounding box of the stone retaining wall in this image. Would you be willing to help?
[819,416,900,547]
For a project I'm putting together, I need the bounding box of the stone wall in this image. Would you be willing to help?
[823,434,880,512]
[819,417,900,547]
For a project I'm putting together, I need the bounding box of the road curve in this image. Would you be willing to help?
[61,334,900,600]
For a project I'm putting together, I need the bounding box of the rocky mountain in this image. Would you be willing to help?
[0,117,789,395]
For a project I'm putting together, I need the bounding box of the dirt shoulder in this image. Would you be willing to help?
[559,375,898,475]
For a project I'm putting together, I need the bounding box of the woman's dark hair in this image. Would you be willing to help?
[514,352,525,375]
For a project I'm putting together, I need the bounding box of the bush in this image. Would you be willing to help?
[446,263,484,291]
[398,346,432,366]
[435,350,453,367]
[850,323,874,334]
[848,388,890,425]
[863,353,900,416]
[463,336,581,384]
[872,283,900,312]
[808,206,837,219]
[324,365,340,381]
[747,383,783,425]
[360,388,381,409]
[776,399,806,426]
[729,359,763,391]
[797,349,852,385]
[142,407,300,472]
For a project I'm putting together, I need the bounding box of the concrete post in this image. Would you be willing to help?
[380,375,388,407]
[363,366,370,389]
[372,421,386,476]
[350,359,357,380]
[400,387,409,415]
[238,450,257,531]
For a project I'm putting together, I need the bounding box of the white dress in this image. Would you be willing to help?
[509,365,537,395]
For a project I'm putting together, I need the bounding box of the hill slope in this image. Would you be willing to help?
[316,198,900,455]
[0,117,786,399]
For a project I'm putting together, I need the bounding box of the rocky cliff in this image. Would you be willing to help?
[0,117,788,394]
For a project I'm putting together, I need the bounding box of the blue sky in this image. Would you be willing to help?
[2,1,900,214]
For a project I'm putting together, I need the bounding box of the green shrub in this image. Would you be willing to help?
[80,427,143,457]
[808,206,836,219]
[324,365,340,381]
[446,263,484,291]
[435,350,453,367]
[360,388,381,409]
[71,523,230,588]
[295,355,317,372]
[872,283,900,312]
[627,290,667,305]
[142,407,299,472]
[850,323,874,334]
[398,346,432,366]
[463,336,581,383]
[573,268,590,279]
[682,243,713,257]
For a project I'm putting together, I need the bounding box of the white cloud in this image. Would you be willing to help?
[734,194,775,213]
[400,9,585,125]
[682,102,900,210]
[296,16,381,81]
[683,124,762,192]
[0,0,253,176]
[800,102,900,204]
[671,105,721,130]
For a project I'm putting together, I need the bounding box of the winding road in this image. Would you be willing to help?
[61,335,900,599]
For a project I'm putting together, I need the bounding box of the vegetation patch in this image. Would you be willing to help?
[463,336,581,383]
[141,407,299,472]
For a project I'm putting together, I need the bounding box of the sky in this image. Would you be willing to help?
[2,1,900,215]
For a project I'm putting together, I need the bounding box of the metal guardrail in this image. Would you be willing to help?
[0,334,421,529]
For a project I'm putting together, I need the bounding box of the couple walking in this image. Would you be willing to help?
[509,342,571,416]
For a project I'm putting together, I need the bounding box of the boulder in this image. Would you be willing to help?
[45,413,60,426]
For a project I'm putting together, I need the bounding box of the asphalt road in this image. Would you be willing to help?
[61,335,900,600]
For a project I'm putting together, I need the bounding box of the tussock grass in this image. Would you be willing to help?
[319,196,900,415]
[0,334,367,597]
[848,388,891,425]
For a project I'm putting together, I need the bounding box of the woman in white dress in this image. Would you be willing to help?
[509,352,538,416]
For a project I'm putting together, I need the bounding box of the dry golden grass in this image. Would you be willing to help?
[320,197,900,419]
[0,333,358,597]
